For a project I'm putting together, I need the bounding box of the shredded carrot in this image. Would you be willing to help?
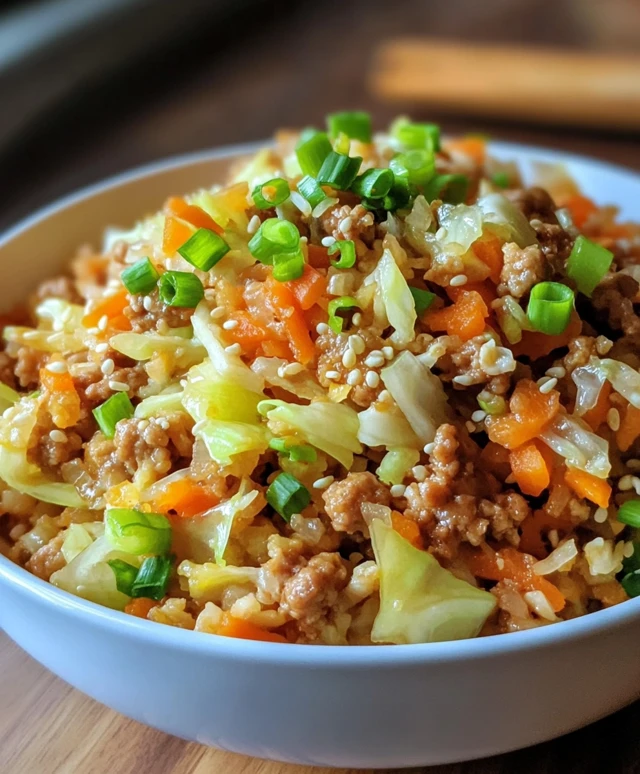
[125,598,158,618]
[224,311,271,354]
[425,290,489,341]
[617,402,640,452]
[511,310,581,360]
[165,197,223,235]
[446,280,497,307]
[40,367,81,428]
[162,215,195,256]
[391,511,423,549]
[519,509,573,559]
[472,236,503,284]
[509,440,551,497]
[217,613,288,643]
[565,467,611,509]
[82,288,131,330]
[303,304,328,332]
[307,244,331,269]
[446,136,486,166]
[259,339,292,359]
[486,379,560,450]
[562,194,598,229]
[149,478,219,519]
[582,381,612,432]
[264,275,315,364]
[286,264,327,311]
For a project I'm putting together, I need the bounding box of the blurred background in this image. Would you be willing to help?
[1,0,639,231]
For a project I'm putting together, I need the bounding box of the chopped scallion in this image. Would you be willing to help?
[92,392,134,438]
[526,282,574,336]
[296,131,332,177]
[621,570,640,598]
[391,117,440,152]
[327,296,359,334]
[158,271,204,307]
[105,508,172,555]
[248,218,300,263]
[266,472,311,522]
[107,559,139,596]
[351,168,394,199]
[622,542,640,574]
[269,438,317,463]
[566,235,613,297]
[328,240,356,269]
[617,499,640,528]
[121,257,159,295]
[491,171,510,189]
[178,228,230,271]
[390,149,435,189]
[327,111,372,143]
[316,151,363,190]
[272,250,305,282]
[131,555,172,601]
[424,174,469,204]
[297,175,327,208]
[252,178,291,210]
[409,286,436,316]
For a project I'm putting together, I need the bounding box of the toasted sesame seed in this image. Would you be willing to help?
[347,369,362,386]
[465,420,476,433]
[607,408,621,432]
[94,342,109,354]
[496,557,505,571]
[624,542,636,559]
[100,358,115,376]
[321,236,336,247]
[86,327,100,336]
[108,380,130,392]
[351,312,362,326]
[142,296,153,311]
[348,334,365,355]
[505,473,516,484]
[382,346,394,360]
[210,306,225,320]
[156,418,170,430]
[46,360,68,374]
[594,507,608,523]
[312,475,335,490]
[339,216,353,235]
[225,343,242,355]
[342,349,357,369]
[452,374,475,386]
[137,420,149,431]
[364,353,385,368]
[283,362,304,376]
[539,377,558,394]
[548,530,559,548]
[619,475,635,491]
[365,370,380,388]
[390,484,406,497]
[49,429,67,443]
[247,214,261,234]
[325,370,341,380]
[316,322,329,335]
[546,366,566,379]
[423,442,435,455]
[223,319,239,330]
[595,336,613,355]
[626,459,640,471]
[97,315,109,331]
[412,465,428,482]
[450,274,468,287]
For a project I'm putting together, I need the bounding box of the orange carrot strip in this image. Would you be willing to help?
[472,236,503,284]
[446,280,497,307]
[446,136,486,166]
[565,467,612,509]
[224,311,271,354]
[217,613,288,643]
[264,275,315,364]
[487,379,560,449]
[163,215,195,256]
[165,197,224,235]
[40,368,76,394]
[391,511,423,549]
[82,289,130,329]
[150,478,219,519]
[562,194,598,229]
[582,381,612,432]
[260,339,292,359]
[617,403,640,453]
[40,367,82,428]
[519,509,573,559]
[509,440,551,497]
[286,264,327,311]
[425,290,489,341]
[125,598,158,618]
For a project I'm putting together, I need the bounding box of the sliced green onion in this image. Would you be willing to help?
[621,570,640,598]
[121,258,159,295]
[158,271,204,307]
[328,296,359,334]
[384,179,413,212]
[177,228,229,271]
[327,111,372,143]
[269,438,317,463]
[566,235,614,297]
[297,175,327,208]
[131,555,172,600]
[273,250,305,282]
[248,218,300,263]
[424,174,469,204]
[622,542,640,574]
[491,171,510,189]
[333,131,351,155]
[409,286,436,316]
[252,178,291,209]
[107,559,139,596]
[105,508,172,555]
[328,240,356,269]
[477,394,507,416]
[351,168,394,199]
[391,117,440,152]
[266,472,310,522]
[296,131,332,177]
[92,392,134,438]
[316,151,362,190]
[390,149,435,188]
[526,282,574,336]
[618,499,640,528]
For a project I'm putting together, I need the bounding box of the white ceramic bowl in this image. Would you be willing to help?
[1,143,639,769]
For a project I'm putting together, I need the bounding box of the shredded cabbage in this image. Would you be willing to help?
[370,520,496,644]
[357,404,421,449]
[0,382,19,413]
[177,560,259,603]
[437,203,484,254]
[61,522,103,563]
[404,195,434,254]
[370,247,417,346]
[599,358,640,409]
[377,448,420,486]
[102,212,164,253]
[539,413,611,479]
[197,419,268,466]
[259,399,362,469]
[110,332,206,368]
[4,299,87,354]
[182,360,262,424]
[381,351,449,444]
[572,364,606,416]
[134,389,185,418]
[251,357,325,400]
[477,193,537,247]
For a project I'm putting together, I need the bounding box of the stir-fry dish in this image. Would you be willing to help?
[1,113,639,645]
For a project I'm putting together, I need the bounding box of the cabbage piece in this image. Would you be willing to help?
[51,534,140,610]
[572,364,606,416]
[178,560,259,603]
[61,523,101,563]
[190,183,250,230]
[437,203,484,254]
[3,327,84,354]
[259,399,362,469]
[102,212,164,253]
[197,419,269,466]
[357,404,421,449]
[109,332,206,368]
[0,382,19,413]
[381,351,449,444]
[477,193,537,248]
[191,302,264,393]
[531,162,580,202]
[134,389,186,418]
[371,520,496,644]
[182,359,262,424]
[175,483,263,565]
[599,358,640,409]
[36,298,84,330]
[370,247,417,346]
[539,413,611,479]
[404,195,434,254]
[377,448,420,486]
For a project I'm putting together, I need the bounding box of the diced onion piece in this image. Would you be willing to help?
[533,539,578,576]
[539,413,611,479]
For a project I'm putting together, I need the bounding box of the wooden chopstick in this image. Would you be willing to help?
[370,39,640,130]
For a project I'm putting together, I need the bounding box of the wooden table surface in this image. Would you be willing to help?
[1,0,640,771]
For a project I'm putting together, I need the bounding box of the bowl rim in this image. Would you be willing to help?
[1,139,639,666]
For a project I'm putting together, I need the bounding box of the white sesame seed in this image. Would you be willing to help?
[312,197,338,218]
[312,475,335,490]
[412,465,428,482]
[594,507,608,523]
[452,374,475,386]
[465,420,477,433]
[351,312,362,326]
[471,410,487,423]
[316,322,329,335]
[496,557,505,571]
[364,353,385,368]
[46,360,68,373]
[382,346,394,360]
[97,315,109,331]
[290,191,312,216]
[624,542,636,559]
[365,370,380,388]
[321,236,336,247]
[505,473,516,484]
[94,342,109,354]
[204,288,217,301]
[210,306,225,320]
[450,274,468,287]
[619,475,635,491]
[108,380,130,392]
[607,408,621,432]
[435,227,447,240]
[49,429,67,443]
[490,298,503,310]
[137,420,149,431]
[143,296,153,311]
[342,349,357,369]
[378,389,391,402]
[347,369,362,386]
[548,530,560,549]
[626,459,640,471]
[156,418,170,431]
[86,327,100,336]
[157,320,170,335]
[175,347,184,358]
[247,214,261,235]
[390,484,406,497]
[222,319,239,330]
[546,366,566,379]
[339,216,353,235]
[423,442,435,455]
[100,358,115,376]
[325,370,341,380]
[539,377,558,394]
[348,334,365,355]
[283,362,304,376]
[632,477,640,496]
[225,343,242,355]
